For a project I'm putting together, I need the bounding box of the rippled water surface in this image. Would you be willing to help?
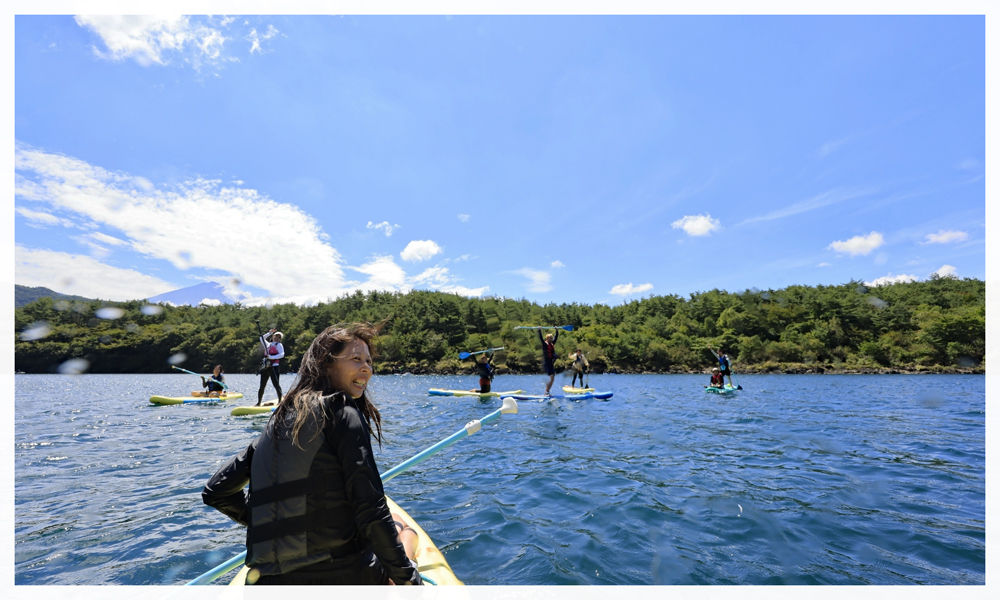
[14,373,985,585]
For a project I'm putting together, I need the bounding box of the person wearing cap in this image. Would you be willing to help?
[708,367,724,389]
[257,328,285,406]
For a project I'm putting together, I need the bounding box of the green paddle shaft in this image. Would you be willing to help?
[186,397,520,585]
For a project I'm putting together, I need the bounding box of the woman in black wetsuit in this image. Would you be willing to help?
[202,323,422,586]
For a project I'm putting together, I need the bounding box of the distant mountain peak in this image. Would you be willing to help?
[147,282,232,306]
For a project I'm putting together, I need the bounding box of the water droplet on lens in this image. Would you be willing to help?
[167,353,187,365]
[140,304,163,316]
[95,307,125,319]
[58,358,90,374]
[21,321,51,341]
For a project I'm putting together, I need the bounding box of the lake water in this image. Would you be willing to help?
[13,373,986,586]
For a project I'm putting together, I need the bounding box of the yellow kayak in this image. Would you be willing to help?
[149,392,243,405]
[562,386,594,393]
[227,496,461,586]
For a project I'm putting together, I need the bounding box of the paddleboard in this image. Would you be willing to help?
[231,399,279,416]
[704,385,741,395]
[562,386,595,393]
[428,389,522,398]
[227,495,462,586]
[149,392,243,405]
[509,391,612,401]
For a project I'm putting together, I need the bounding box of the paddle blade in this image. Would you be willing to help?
[458,352,472,360]
[561,325,575,331]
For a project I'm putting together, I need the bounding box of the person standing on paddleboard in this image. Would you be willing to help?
[257,329,284,406]
[202,323,422,586]
[538,329,559,395]
[469,350,495,394]
[200,365,226,396]
[569,349,589,388]
[708,347,734,388]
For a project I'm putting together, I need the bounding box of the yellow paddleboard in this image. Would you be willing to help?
[428,388,521,398]
[230,399,279,416]
[562,386,594,393]
[149,392,243,405]
[227,495,462,586]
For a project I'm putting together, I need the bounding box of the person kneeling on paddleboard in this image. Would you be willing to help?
[200,365,226,397]
[202,323,422,586]
[469,351,495,394]
[708,367,724,389]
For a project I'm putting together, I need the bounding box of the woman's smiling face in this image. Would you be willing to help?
[326,338,373,398]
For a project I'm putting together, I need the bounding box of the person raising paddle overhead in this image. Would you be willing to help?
[538,329,559,395]
[468,350,496,394]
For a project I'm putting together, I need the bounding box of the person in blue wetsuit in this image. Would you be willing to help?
[708,347,734,388]
[468,351,495,393]
[202,323,422,586]
[538,329,559,395]
[200,365,226,396]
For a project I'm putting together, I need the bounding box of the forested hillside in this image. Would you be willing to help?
[13,277,985,374]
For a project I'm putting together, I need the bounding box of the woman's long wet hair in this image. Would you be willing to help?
[273,323,384,449]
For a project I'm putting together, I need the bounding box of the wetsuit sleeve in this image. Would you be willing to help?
[537,329,544,345]
[202,437,258,526]
[554,330,559,344]
[332,405,422,585]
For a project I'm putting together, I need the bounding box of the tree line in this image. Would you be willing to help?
[13,276,985,375]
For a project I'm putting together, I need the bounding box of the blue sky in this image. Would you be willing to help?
[12,14,986,306]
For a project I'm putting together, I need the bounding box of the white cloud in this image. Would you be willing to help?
[932,265,958,278]
[865,274,919,287]
[828,232,884,256]
[366,220,400,237]
[457,214,471,223]
[551,260,565,268]
[740,188,876,225]
[510,268,552,293]
[88,232,129,246]
[923,230,968,244]
[817,262,832,267]
[15,246,173,300]
[15,206,76,227]
[817,134,856,158]
[609,282,654,296]
[247,25,279,54]
[671,214,721,236]
[74,15,227,69]
[15,144,352,301]
[400,240,443,262]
